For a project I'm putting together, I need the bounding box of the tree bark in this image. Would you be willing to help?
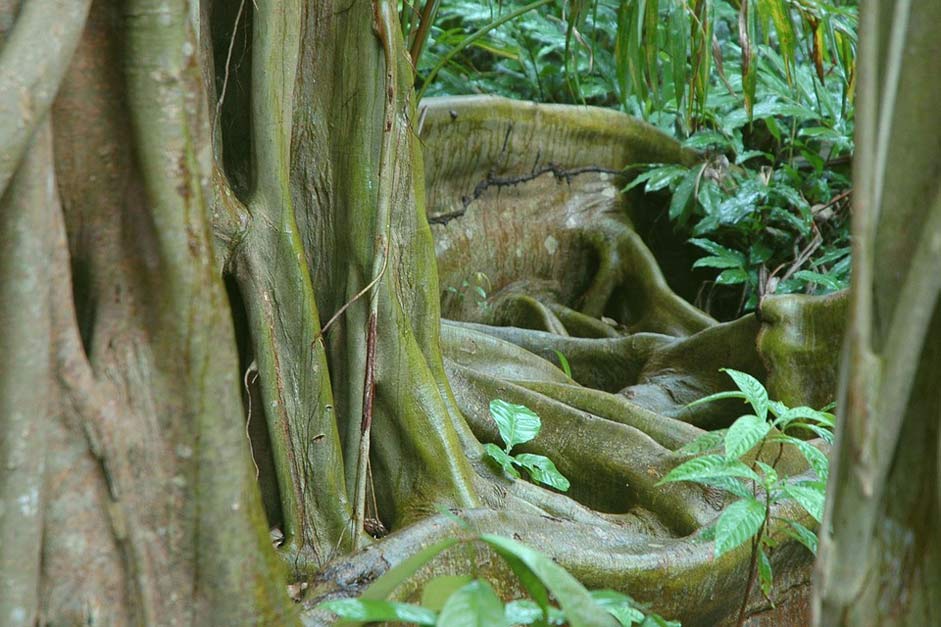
[0,0,850,625]
[814,0,941,623]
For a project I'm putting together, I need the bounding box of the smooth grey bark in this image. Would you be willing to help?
[814,0,941,623]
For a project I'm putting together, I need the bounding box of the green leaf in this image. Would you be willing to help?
[490,399,542,450]
[786,437,830,481]
[504,600,566,626]
[700,475,753,499]
[422,575,474,612]
[480,535,618,627]
[692,256,744,270]
[782,483,825,522]
[686,390,749,409]
[360,538,460,602]
[786,520,819,554]
[715,268,749,285]
[513,453,571,492]
[689,238,747,264]
[589,590,645,626]
[792,270,845,292]
[553,349,572,379]
[757,546,773,598]
[754,460,778,488]
[715,497,766,558]
[676,430,726,455]
[658,454,760,485]
[317,599,437,625]
[491,551,550,619]
[436,580,508,627]
[669,168,698,223]
[725,414,771,459]
[683,131,733,150]
[503,600,543,625]
[644,165,688,192]
[485,443,521,479]
[721,368,769,420]
[639,616,682,627]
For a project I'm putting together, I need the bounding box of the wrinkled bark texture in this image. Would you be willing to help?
[813,0,941,624]
[0,1,851,626]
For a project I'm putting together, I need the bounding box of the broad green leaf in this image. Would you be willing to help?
[513,453,571,492]
[721,368,769,420]
[676,430,726,455]
[785,437,830,481]
[318,599,437,625]
[503,600,542,625]
[503,599,566,625]
[757,546,773,598]
[643,165,687,192]
[480,534,618,627]
[360,538,460,602]
[504,600,566,625]
[590,590,645,626]
[658,454,760,485]
[436,580,508,627]
[793,270,845,292]
[783,484,825,522]
[490,399,542,450]
[715,267,749,285]
[422,575,473,612]
[715,497,766,557]
[491,550,550,618]
[725,414,771,459]
[693,256,744,270]
[786,520,819,554]
[669,168,698,223]
[623,168,661,192]
[689,238,747,264]
[485,443,521,479]
[682,131,733,150]
[700,476,753,499]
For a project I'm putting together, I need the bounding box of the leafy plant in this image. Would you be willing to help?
[659,368,832,619]
[418,1,856,317]
[317,518,677,626]
[445,271,493,312]
[484,399,570,492]
[624,36,854,314]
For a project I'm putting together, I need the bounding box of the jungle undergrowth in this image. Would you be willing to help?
[317,508,679,626]
[408,0,857,318]
[658,368,833,625]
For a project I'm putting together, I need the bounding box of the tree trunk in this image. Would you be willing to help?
[0,1,846,625]
[814,0,941,623]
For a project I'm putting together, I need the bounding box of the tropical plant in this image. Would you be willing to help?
[318,515,676,626]
[417,1,856,316]
[659,368,832,623]
[484,400,571,492]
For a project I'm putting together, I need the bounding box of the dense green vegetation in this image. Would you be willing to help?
[407,0,856,316]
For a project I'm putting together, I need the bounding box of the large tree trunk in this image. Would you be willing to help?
[0,1,846,625]
[813,0,941,623]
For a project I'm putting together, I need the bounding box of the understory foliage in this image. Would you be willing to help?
[319,513,677,626]
[483,400,571,492]
[660,369,832,609]
[408,0,856,315]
